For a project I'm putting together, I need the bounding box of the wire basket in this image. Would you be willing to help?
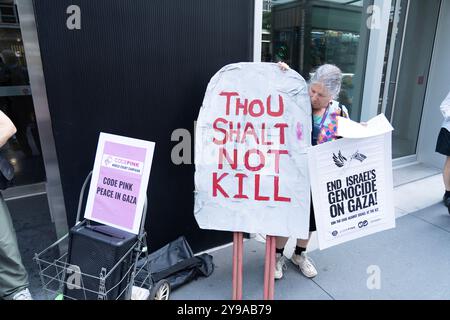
[34,172,171,300]
[34,222,153,300]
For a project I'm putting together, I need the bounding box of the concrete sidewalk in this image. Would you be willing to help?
[169,173,450,300]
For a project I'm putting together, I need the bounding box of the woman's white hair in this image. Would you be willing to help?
[309,64,342,99]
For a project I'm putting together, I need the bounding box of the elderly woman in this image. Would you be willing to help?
[275,64,349,280]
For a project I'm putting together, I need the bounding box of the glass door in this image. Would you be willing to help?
[0,0,46,186]
[264,0,372,121]
[381,0,441,159]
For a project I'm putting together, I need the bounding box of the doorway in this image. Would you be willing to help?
[381,0,441,159]
[1,0,59,299]
[0,0,46,189]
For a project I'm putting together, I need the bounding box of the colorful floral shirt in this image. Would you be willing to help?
[312,100,349,146]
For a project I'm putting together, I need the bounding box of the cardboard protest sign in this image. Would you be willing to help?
[84,133,155,234]
[308,114,395,249]
[194,63,311,238]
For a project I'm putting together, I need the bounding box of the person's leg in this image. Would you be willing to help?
[295,234,312,255]
[436,128,450,214]
[0,194,29,299]
[443,156,450,203]
[291,233,318,278]
[274,236,289,279]
[291,199,318,278]
[276,236,289,253]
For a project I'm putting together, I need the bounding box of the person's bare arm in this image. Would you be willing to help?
[0,110,16,148]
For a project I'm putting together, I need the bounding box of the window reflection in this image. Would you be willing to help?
[0,1,46,186]
[262,0,371,121]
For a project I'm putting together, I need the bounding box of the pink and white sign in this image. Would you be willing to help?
[84,133,155,234]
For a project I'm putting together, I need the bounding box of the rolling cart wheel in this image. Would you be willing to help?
[149,279,170,300]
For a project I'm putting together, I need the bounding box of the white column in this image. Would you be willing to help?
[360,0,392,122]
[253,0,263,62]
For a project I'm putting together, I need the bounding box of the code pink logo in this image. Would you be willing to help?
[102,154,143,175]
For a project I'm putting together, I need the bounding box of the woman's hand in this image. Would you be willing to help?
[278,61,290,71]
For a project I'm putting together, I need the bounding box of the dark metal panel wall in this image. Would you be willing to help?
[32,0,254,252]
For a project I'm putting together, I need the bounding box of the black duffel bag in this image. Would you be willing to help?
[137,236,214,290]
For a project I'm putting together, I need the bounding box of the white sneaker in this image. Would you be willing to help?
[274,253,287,280]
[12,288,33,300]
[291,252,318,278]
